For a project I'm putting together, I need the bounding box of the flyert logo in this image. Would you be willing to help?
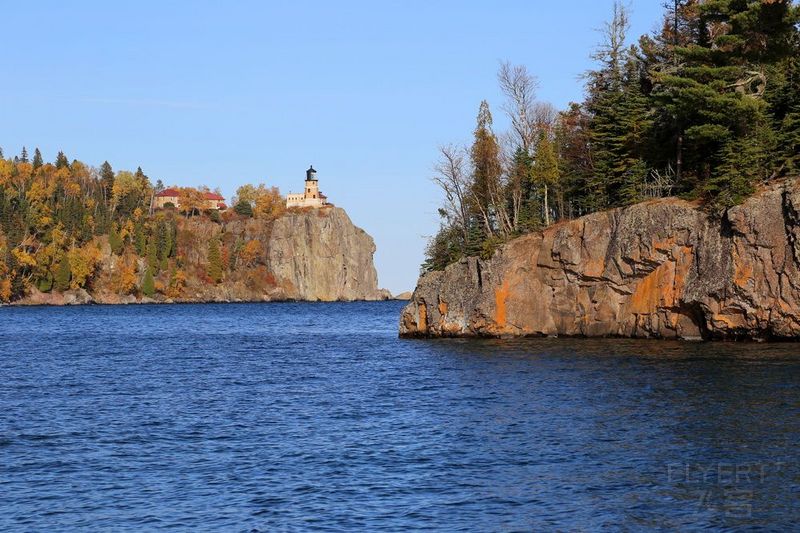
[666,462,789,518]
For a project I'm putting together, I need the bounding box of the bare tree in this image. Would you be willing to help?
[432,144,471,246]
[498,62,540,154]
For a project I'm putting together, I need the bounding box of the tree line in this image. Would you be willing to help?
[425,0,800,272]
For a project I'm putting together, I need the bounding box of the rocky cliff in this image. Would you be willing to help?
[266,207,384,301]
[400,178,800,340]
[16,206,388,305]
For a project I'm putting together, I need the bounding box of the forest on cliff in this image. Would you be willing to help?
[0,150,288,303]
[425,0,800,271]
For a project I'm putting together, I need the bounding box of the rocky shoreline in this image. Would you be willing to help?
[400,177,800,341]
[8,287,396,306]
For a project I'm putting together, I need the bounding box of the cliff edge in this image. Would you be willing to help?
[400,178,800,340]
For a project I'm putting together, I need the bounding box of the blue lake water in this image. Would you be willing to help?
[1,301,799,531]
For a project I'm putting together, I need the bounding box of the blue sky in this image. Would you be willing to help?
[1,1,664,293]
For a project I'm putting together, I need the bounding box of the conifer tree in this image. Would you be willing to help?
[470,100,503,238]
[55,151,69,169]
[207,238,223,283]
[142,267,155,297]
[156,220,169,261]
[100,161,115,206]
[54,258,71,291]
[147,236,159,273]
[651,0,798,200]
[511,148,537,232]
[134,222,146,256]
[20,147,29,163]
[109,223,123,255]
[32,148,43,170]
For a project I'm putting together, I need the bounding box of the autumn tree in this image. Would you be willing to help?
[234,184,285,219]
[469,100,505,238]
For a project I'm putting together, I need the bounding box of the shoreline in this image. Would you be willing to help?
[2,297,410,308]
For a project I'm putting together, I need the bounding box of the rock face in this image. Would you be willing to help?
[267,207,384,301]
[13,206,387,305]
[400,178,800,340]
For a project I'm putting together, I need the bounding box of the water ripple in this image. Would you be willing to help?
[1,302,799,530]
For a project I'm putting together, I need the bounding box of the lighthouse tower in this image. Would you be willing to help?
[286,165,328,208]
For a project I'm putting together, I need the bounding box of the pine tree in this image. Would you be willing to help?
[511,148,537,232]
[109,223,123,255]
[147,236,159,273]
[584,3,652,208]
[20,147,29,163]
[134,222,146,256]
[207,238,223,283]
[234,199,253,217]
[156,220,169,261]
[54,258,71,291]
[470,100,503,237]
[32,148,43,170]
[651,0,798,200]
[141,267,155,297]
[55,151,69,169]
[100,161,115,206]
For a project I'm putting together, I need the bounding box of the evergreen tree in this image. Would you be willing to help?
[207,238,223,283]
[134,222,146,256]
[109,223,123,255]
[20,147,29,163]
[470,100,503,237]
[156,220,169,261]
[55,151,69,169]
[54,258,71,291]
[584,3,653,208]
[32,148,43,170]
[147,236,159,273]
[234,199,253,217]
[37,272,53,293]
[168,220,178,257]
[141,267,155,297]
[651,0,798,200]
[100,161,115,206]
[510,148,537,232]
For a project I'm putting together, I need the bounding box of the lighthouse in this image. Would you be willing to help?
[286,165,328,208]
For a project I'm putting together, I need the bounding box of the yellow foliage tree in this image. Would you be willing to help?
[234,184,285,220]
[67,243,102,289]
[112,257,138,295]
[239,239,263,267]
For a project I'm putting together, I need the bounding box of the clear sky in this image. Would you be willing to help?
[1,1,665,294]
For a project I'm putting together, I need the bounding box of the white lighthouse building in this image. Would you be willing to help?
[286,166,328,208]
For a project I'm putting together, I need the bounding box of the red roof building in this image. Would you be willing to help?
[154,188,227,210]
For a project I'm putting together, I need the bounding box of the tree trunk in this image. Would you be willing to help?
[543,184,550,227]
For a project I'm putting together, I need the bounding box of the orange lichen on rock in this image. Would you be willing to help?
[628,262,675,314]
[418,302,428,332]
[733,248,753,289]
[494,279,510,328]
[438,300,448,317]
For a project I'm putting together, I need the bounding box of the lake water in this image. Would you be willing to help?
[1,301,799,531]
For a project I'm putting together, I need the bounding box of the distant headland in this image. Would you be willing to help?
[0,154,392,304]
